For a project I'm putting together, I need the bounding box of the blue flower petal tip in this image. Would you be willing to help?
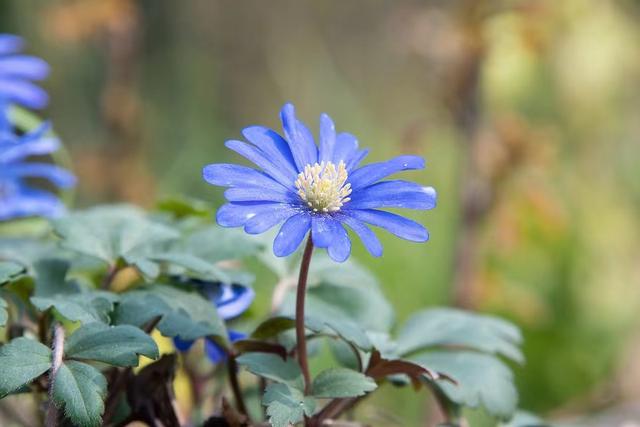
[0,33,50,110]
[203,103,436,262]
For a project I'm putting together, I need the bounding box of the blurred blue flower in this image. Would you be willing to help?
[203,102,437,262]
[173,282,255,363]
[0,103,75,221]
[0,34,50,110]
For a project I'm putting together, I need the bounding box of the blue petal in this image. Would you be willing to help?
[1,163,76,188]
[346,209,429,242]
[0,56,49,80]
[337,214,383,257]
[225,139,296,189]
[224,186,296,204]
[348,155,425,190]
[0,187,65,220]
[173,337,196,352]
[280,103,317,171]
[311,216,351,262]
[228,330,247,342]
[0,78,48,109]
[0,137,59,163]
[346,149,369,172]
[242,126,298,176]
[244,204,298,234]
[331,132,359,166]
[203,163,287,191]
[0,35,23,55]
[215,284,255,319]
[318,113,336,163]
[347,181,437,210]
[204,339,227,364]
[216,202,286,227]
[273,212,311,257]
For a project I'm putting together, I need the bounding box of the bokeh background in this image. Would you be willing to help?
[3,0,640,425]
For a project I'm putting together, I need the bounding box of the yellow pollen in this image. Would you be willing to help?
[294,161,352,213]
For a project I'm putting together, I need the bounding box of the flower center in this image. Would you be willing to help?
[295,161,352,213]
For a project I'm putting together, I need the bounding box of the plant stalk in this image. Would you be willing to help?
[45,323,65,427]
[227,355,250,419]
[295,235,314,395]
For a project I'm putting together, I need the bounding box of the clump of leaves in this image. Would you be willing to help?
[0,202,550,427]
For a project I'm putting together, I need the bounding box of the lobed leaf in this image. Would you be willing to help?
[65,323,159,367]
[411,351,518,420]
[52,205,179,267]
[262,383,316,427]
[112,284,227,343]
[0,261,25,285]
[236,353,304,390]
[0,337,51,398]
[311,368,377,398]
[396,308,523,363]
[53,361,107,427]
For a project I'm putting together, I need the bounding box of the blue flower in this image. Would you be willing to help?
[173,282,255,363]
[203,103,436,262]
[0,104,75,221]
[0,34,50,110]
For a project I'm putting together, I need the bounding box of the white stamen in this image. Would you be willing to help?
[295,161,352,213]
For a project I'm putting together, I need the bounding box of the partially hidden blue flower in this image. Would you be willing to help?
[0,34,50,110]
[0,103,76,221]
[173,282,255,363]
[203,103,437,262]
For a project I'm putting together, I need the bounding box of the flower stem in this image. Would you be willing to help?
[295,235,314,395]
[227,355,250,419]
[45,323,64,427]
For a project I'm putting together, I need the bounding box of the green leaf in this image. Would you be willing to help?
[236,353,304,390]
[0,337,52,397]
[176,225,262,263]
[263,383,316,427]
[251,317,297,340]
[500,410,549,427]
[396,308,523,363]
[53,361,107,427]
[65,323,159,367]
[311,368,377,398]
[411,351,518,420]
[0,261,25,285]
[0,297,7,327]
[113,284,227,343]
[31,294,115,324]
[29,259,117,324]
[150,252,232,283]
[52,205,179,267]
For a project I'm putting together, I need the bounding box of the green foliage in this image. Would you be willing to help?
[0,261,25,285]
[236,353,304,390]
[52,361,107,427]
[396,309,524,420]
[262,383,316,427]
[64,323,159,367]
[499,410,549,427]
[30,259,117,323]
[0,297,7,327]
[52,205,179,272]
[397,308,523,362]
[414,351,518,420]
[0,338,51,397]
[113,283,227,343]
[311,368,377,398]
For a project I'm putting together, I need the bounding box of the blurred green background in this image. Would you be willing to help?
[3,0,640,425]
